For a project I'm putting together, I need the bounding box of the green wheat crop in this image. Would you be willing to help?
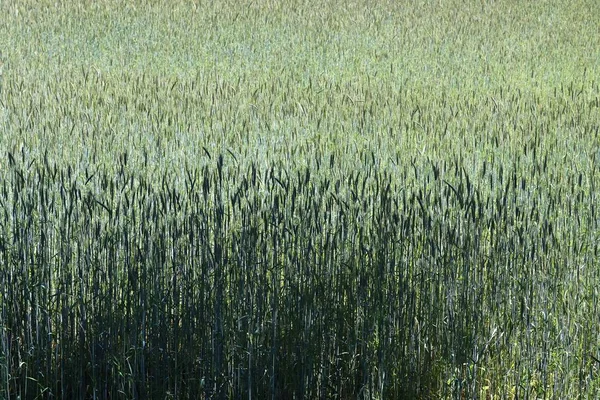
[0,0,599,398]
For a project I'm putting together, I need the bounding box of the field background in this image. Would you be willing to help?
[1,0,600,398]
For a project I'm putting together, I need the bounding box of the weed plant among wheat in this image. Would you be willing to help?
[0,0,599,398]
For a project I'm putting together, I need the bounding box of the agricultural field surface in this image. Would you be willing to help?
[1,0,600,398]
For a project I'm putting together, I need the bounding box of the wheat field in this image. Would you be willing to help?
[1,0,599,398]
